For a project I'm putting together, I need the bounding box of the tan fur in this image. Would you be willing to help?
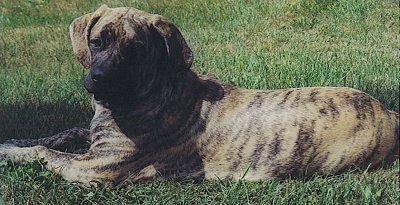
[0,5,398,186]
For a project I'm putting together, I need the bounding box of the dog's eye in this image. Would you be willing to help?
[90,38,102,49]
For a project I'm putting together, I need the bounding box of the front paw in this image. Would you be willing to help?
[0,144,40,163]
[0,144,15,160]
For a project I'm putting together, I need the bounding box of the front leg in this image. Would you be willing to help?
[3,127,90,154]
[0,144,60,164]
[0,144,133,185]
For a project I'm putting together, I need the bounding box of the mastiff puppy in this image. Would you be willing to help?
[0,5,398,186]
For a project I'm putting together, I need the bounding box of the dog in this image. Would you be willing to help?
[0,5,398,187]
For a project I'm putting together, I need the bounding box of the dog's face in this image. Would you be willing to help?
[69,5,193,103]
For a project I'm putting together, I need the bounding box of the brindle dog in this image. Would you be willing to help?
[0,5,398,186]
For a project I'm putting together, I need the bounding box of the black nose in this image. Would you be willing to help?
[90,69,106,84]
[91,76,101,84]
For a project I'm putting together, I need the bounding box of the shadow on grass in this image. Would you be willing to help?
[0,100,92,142]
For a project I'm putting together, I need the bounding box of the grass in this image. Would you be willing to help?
[0,160,399,205]
[0,0,399,204]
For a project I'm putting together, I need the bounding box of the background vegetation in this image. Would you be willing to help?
[0,0,399,204]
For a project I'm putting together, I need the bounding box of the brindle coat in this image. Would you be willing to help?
[0,5,398,186]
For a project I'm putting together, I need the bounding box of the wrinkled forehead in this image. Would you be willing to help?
[89,7,155,39]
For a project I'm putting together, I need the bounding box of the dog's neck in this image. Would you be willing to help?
[105,70,223,141]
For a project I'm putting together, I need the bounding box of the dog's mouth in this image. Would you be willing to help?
[84,75,109,101]
[84,74,134,103]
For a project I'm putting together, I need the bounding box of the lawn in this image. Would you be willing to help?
[0,0,399,204]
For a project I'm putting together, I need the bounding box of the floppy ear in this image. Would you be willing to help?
[69,5,109,69]
[150,18,194,71]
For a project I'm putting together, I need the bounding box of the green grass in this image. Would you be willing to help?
[0,160,399,205]
[0,0,399,204]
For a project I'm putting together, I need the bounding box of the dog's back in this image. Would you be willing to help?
[196,86,399,180]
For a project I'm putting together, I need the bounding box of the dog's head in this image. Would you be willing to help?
[69,5,193,103]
